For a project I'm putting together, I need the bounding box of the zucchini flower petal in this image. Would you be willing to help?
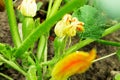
[51,49,96,80]
[54,14,84,38]
[71,17,84,31]
[18,0,37,17]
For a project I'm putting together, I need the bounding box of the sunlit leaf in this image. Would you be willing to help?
[73,5,106,39]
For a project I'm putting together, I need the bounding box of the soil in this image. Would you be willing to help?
[1,1,120,80]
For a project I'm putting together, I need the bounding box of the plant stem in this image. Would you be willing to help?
[37,35,46,61]
[48,0,63,18]
[102,23,120,37]
[65,23,120,54]
[92,52,116,63]
[36,35,48,80]
[0,72,13,80]
[4,0,21,47]
[43,43,47,78]
[96,39,120,47]
[14,0,86,57]
[46,0,53,18]
[0,55,26,76]
[65,38,94,55]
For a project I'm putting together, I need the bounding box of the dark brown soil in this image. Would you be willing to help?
[0,12,12,45]
[1,2,120,80]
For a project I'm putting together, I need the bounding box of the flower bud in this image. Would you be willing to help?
[18,0,37,17]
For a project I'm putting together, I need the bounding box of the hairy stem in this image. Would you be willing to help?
[4,0,21,47]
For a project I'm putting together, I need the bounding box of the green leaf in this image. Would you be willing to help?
[26,65,37,80]
[72,5,106,39]
[116,49,120,61]
[0,44,14,60]
[114,74,120,80]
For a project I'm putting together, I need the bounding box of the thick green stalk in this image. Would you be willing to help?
[14,0,86,57]
[65,23,120,54]
[4,0,21,47]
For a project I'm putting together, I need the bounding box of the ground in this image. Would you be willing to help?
[1,2,120,80]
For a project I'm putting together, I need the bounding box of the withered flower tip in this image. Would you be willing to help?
[54,14,84,38]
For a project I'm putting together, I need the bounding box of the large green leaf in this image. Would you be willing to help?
[73,5,106,39]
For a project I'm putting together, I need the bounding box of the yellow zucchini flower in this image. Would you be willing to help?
[18,0,37,17]
[51,49,96,80]
[54,14,84,38]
